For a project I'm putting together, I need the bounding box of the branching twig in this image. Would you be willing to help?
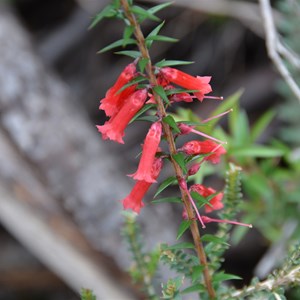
[254,220,298,278]
[259,0,300,103]
[277,41,300,69]
[231,264,300,298]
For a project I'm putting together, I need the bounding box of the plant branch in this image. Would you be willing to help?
[259,0,300,103]
[120,0,216,298]
[231,264,300,298]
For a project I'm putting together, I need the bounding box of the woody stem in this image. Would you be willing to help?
[120,1,216,298]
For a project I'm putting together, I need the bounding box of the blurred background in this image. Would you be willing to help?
[0,0,300,299]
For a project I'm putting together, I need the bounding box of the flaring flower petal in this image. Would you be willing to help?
[122,158,163,213]
[97,89,147,144]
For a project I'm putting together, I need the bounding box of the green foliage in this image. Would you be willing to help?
[276,0,300,145]
[155,60,194,68]
[162,242,195,250]
[91,0,175,56]
[115,50,141,58]
[145,21,165,48]
[173,91,300,244]
[147,2,173,15]
[161,277,183,300]
[153,176,177,198]
[81,289,97,300]
[176,220,192,239]
[151,196,182,204]
[206,163,243,271]
[223,244,300,299]
[89,4,119,29]
[163,115,181,133]
[160,244,197,278]
[152,85,170,105]
[121,212,159,299]
[131,5,160,22]
[129,103,156,123]
[172,153,187,174]
[138,57,149,73]
[98,38,137,53]
[118,75,147,93]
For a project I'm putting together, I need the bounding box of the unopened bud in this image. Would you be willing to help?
[188,163,201,176]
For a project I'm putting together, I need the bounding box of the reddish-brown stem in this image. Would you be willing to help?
[120,1,216,298]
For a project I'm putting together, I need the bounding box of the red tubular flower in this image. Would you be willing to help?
[160,67,212,101]
[190,184,224,213]
[99,62,137,116]
[122,158,163,213]
[97,89,147,144]
[129,122,162,183]
[180,140,226,164]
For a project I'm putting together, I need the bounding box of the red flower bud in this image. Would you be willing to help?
[187,163,201,176]
[178,123,193,135]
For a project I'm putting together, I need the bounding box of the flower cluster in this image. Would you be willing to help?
[97,61,229,220]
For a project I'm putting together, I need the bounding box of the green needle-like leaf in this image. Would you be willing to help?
[163,242,195,250]
[155,59,194,68]
[153,85,170,104]
[152,197,182,204]
[130,104,156,124]
[154,176,177,198]
[114,50,141,58]
[131,5,160,22]
[176,220,192,240]
[98,38,136,53]
[89,5,116,29]
[147,2,173,15]
[163,115,181,133]
[172,153,187,174]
